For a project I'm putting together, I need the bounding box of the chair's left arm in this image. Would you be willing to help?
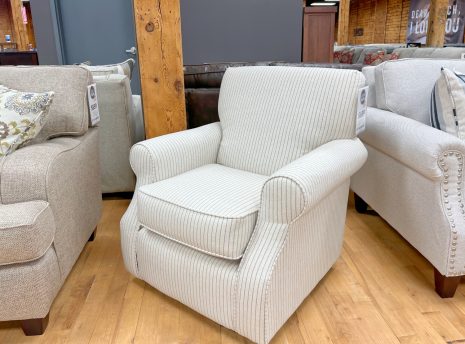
[235,138,367,343]
[259,138,368,223]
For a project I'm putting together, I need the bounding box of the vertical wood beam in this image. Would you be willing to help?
[337,0,351,45]
[133,0,186,139]
[426,0,449,47]
[9,0,28,50]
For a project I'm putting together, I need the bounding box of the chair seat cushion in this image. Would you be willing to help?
[0,201,55,266]
[137,164,267,260]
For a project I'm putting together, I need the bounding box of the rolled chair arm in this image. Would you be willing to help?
[361,107,465,180]
[130,122,222,186]
[260,138,368,224]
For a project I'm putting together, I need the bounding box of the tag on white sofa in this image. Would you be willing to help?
[87,83,100,126]
[356,86,368,135]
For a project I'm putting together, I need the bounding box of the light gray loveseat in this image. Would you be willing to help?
[352,58,465,297]
[93,74,144,193]
[0,66,102,335]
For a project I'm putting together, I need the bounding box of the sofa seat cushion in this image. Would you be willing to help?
[0,201,55,266]
[137,164,267,260]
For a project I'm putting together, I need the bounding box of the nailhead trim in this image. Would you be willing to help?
[439,151,464,275]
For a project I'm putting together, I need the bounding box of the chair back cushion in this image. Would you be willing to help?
[375,59,465,124]
[0,66,92,141]
[217,66,365,175]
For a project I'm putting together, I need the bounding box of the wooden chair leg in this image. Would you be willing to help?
[20,313,49,336]
[354,193,368,214]
[434,268,461,298]
[88,226,97,242]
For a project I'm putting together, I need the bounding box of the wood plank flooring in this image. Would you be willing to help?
[2,197,465,344]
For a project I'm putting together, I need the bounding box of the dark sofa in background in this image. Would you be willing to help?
[184,62,363,128]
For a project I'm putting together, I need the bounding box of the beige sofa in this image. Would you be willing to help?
[0,66,102,335]
[352,59,465,297]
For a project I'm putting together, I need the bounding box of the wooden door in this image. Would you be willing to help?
[302,7,337,63]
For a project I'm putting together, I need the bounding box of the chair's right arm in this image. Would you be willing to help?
[121,122,222,276]
[129,122,222,186]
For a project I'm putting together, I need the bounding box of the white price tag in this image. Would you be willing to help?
[356,86,368,135]
[87,83,100,126]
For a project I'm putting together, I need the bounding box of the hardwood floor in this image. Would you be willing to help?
[2,197,465,343]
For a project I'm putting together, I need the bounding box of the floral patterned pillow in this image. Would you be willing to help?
[0,85,54,157]
[334,49,355,64]
[363,51,386,65]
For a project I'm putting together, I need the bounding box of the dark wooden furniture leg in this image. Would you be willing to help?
[354,193,368,214]
[20,313,49,336]
[434,268,461,298]
[88,226,97,242]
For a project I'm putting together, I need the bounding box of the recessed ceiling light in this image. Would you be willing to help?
[311,2,336,5]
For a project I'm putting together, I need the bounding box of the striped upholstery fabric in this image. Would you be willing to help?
[138,164,267,259]
[217,66,366,175]
[121,67,368,343]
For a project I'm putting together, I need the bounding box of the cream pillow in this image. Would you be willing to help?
[430,67,465,139]
[0,86,54,156]
[82,59,135,80]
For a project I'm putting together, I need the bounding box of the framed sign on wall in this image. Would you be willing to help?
[407,0,465,44]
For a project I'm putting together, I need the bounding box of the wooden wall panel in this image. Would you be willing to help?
[348,0,410,44]
[0,0,14,43]
[133,0,187,139]
[373,0,388,42]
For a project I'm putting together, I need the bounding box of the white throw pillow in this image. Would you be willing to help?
[82,59,135,80]
[430,67,465,139]
[0,86,54,156]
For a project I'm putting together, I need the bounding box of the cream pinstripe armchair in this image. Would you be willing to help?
[121,66,367,343]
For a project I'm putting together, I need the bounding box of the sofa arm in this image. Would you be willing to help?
[0,129,102,278]
[130,122,222,185]
[132,95,145,143]
[260,138,367,223]
[1,135,93,204]
[361,107,465,180]
[362,66,376,107]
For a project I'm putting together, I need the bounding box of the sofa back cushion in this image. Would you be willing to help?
[430,47,465,59]
[375,59,465,124]
[392,48,417,59]
[0,66,92,140]
[217,66,365,175]
[411,48,437,58]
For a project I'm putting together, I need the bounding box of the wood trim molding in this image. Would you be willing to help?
[133,0,187,139]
